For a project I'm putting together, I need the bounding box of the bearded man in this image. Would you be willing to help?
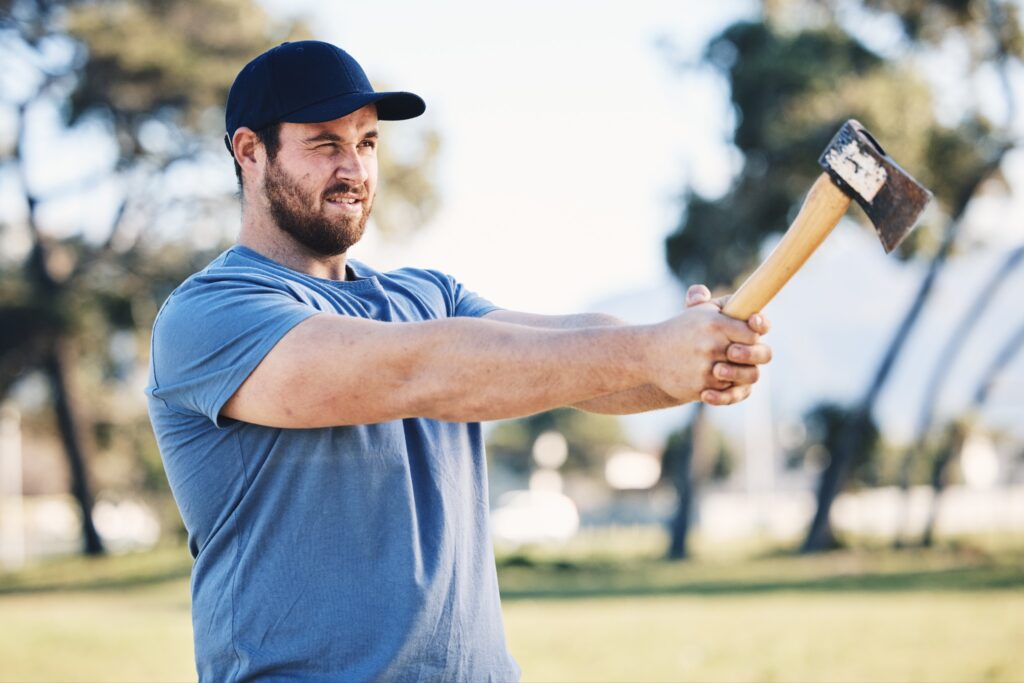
[146,40,772,682]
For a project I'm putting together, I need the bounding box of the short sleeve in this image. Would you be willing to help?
[148,271,319,426]
[447,275,501,318]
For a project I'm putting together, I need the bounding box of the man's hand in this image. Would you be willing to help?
[677,284,772,406]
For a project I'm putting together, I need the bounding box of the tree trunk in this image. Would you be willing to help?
[801,255,941,554]
[666,439,695,560]
[44,342,105,556]
[920,319,1024,546]
[666,404,711,560]
[15,99,106,557]
[663,448,696,561]
[893,244,1024,546]
[801,408,870,552]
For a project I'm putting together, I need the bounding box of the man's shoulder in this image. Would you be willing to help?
[152,247,311,333]
[173,246,295,293]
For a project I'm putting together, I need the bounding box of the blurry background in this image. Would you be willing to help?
[1,0,1023,681]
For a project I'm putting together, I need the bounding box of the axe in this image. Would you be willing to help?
[722,119,933,320]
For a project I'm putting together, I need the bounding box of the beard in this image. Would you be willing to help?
[262,158,372,257]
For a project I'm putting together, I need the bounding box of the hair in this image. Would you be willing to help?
[231,123,283,195]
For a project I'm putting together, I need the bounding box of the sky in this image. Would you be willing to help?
[258,0,755,314]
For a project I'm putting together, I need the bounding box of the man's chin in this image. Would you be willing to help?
[292,222,368,258]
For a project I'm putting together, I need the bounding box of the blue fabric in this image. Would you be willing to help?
[146,245,519,683]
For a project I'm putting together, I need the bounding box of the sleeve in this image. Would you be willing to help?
[447,274,502,319]
[148,273,319,427]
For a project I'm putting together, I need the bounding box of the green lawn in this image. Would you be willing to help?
[1,539,1022,682]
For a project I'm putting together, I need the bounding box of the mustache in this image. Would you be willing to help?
[321,183,367,201]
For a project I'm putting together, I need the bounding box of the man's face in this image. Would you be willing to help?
[261,105,379,257]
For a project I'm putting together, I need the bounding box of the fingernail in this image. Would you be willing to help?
[751,314,762,327]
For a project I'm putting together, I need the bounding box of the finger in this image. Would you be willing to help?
[685,284,712,307]
[727,342,773,365]
[705,375,734,391]
[719,315,760,345]
[701,383,753,406]
[710,294,730,311]
[747,313,771,335]
[713,361,759,385]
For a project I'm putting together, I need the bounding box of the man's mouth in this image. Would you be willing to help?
[324,193,364,212]
[325,194,361,204]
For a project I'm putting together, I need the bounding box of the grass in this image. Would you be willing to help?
[1,534,1022,682]
[505,591,1024,682]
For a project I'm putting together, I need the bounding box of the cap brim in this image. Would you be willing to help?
[283,91,425,124]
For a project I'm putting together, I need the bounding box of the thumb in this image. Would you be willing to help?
[686,284,712,308]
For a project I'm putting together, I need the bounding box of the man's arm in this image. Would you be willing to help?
[483,285,771,415]
[482,310,678,414]
[220,304,762,429]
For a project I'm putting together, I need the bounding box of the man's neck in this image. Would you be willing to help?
[238,212,350,281]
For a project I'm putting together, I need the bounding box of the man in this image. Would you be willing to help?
[146,41,772,682]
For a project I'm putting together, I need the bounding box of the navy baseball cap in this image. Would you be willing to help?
[225,41,425,143]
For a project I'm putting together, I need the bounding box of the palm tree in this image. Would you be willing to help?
[892,244,1024,546]
[919,319,1024,546]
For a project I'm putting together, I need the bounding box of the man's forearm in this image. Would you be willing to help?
[399,317,655,422]
[484,309,686,414]
[573,384,683,414]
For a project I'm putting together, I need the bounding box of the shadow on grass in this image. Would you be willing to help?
[0,545,193,596]
[0,567,191,596]
[496,557,1024,601]
[4,545,1022,600]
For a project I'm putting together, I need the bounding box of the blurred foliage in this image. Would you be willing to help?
[66,0,288,133]
[487,408,631,475]
[665,17,1005,288]
[862,0,1024,55]
[0,0,443,549]
[800,402,881,487]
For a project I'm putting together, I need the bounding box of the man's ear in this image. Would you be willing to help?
[232,127,261,174]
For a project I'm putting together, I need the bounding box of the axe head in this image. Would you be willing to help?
[818,120,932,253]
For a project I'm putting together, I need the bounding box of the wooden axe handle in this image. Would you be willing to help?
[722,172,851,320]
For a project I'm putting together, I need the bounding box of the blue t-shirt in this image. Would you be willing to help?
[146,245,520,683]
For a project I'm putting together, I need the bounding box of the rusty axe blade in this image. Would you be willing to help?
[722,119,934,321]
[819,119,932,253]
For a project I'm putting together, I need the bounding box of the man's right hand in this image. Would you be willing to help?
[646,287,772,407]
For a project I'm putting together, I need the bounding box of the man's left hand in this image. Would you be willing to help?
[684,284,772,406]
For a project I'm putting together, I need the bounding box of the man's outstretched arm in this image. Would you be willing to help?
[220,301,766,429]
[483,285,771,414]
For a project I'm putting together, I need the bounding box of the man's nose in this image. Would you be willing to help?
[335,147,368,185]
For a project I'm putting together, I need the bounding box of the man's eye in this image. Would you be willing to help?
[359,140,377,149]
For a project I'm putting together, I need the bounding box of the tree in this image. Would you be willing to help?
[660,407,734,559]
[662,0,1020,553]
[892,244,1024,546]
[801,0,1021,552]
[1,0,441,554]
[919,318,1024,546]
